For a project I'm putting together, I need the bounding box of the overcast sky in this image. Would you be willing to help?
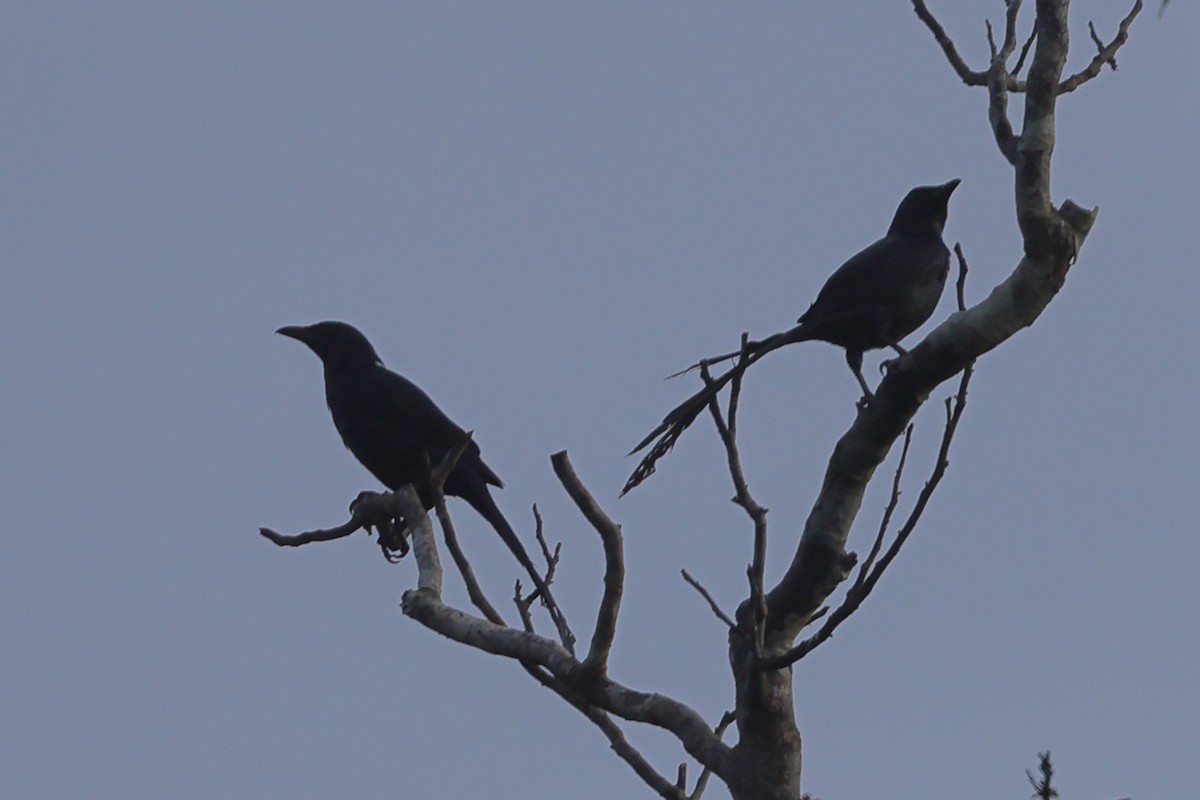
[3,2,1198,798]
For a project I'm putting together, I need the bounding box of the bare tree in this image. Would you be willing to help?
[262,2,1144,798]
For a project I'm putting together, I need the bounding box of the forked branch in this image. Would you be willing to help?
[759,364,973,670]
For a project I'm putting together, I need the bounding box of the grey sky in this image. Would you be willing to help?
[3,2,1197,798]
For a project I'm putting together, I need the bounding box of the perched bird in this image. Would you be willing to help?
[277,321,571,645]
[624,179,960,494]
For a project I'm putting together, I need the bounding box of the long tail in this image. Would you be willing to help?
[465,486,576,653]
[622,325,810,495]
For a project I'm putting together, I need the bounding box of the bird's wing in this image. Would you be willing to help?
[369,367,501,485]
[799,235,913,323]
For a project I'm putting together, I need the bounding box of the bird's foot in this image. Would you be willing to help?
[376,517,410,562]
[348,490,411,562]
[879,357,900,376]
[855,391,874,411]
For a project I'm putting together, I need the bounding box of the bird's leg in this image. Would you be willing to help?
[845,349,874,407]
[878,339,908,375]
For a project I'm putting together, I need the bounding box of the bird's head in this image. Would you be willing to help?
[888,178,961,238]
[276,321,383,368]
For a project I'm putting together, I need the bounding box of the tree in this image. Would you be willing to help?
[263,2,1145,798]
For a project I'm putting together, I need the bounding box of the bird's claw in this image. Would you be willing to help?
[879,357,900,376]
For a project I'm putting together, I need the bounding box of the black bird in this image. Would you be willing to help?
[278,321,572,646]
[624,179,960,494]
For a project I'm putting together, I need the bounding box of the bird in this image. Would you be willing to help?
[277,320,572,647]
[623,179,960,495]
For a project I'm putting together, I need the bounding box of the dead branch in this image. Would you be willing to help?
[914,0,1142,97]
[259,519,361,547]
[401,586,733,776]
[1012,26,1038,76]
[514,505,562,611]
[760,364,973,670]
[521,665,687,800]
[260,488,409,557]
[1059,2,1142,93]
[551,451,624,680]
[401,450,734,780]
[953,243,970,312]
[911,0,986,86]
[700,345,769,657]
[689,711,736,800]
[681,570,736,630]
[394,484,442,595]
[854,424,915,589]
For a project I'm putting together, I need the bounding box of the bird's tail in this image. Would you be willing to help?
[622,325,811,495]
[465,487,575,652]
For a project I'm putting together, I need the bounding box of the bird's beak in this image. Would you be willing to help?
[276,325,309,343]
[942,178,962,196]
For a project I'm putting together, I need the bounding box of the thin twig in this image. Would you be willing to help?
[800,605,829,631]
[1012,26,1038,76]
[854,424,914,590]
[1087,21,1115,70]
[440,494,508,625]
[954,242,970,312]
[514,581,535,632]
[681,570,736,630]
[429,435,508,625]
[701,340,769,658]
[516,504,560,607]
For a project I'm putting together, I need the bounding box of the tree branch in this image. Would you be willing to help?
[689,711,736,800]
[700,346,769,659]
[681,569,736,630]
[260,488,411,558]
[521,666,687,800]
[259,519,361,548]
[987,51,1021,165]
[1058,1,1141,94]
[760,365,973,670]
[953,243,970,312]
[854,424,915,589]
[911,0,987,86]
[915,0,1142,99]
[437,491,508,626]
[399,450,735,779]
[403,584,734,776]
[396,485,442,595]
[551,451,624,680]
